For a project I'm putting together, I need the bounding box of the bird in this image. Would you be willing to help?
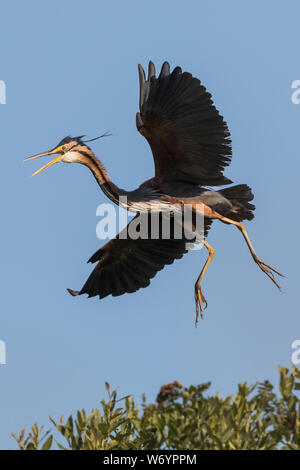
[25,61,283,325]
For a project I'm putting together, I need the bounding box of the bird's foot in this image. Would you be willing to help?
[194,285,208,326]
[255,257,284,291]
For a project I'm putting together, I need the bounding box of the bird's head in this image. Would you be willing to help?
[24,134,109,176]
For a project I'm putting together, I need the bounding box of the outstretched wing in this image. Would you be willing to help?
[68,215,196,299]
[136,61,232,187]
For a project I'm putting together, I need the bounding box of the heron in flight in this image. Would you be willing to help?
[25,61,283,324]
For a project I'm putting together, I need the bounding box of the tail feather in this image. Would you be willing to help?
[219,184,255,221]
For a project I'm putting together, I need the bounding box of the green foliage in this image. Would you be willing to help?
[13,367,300,450]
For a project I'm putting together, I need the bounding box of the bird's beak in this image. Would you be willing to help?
[24,146,64,177]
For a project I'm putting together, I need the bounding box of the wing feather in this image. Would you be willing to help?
[136,61,232,186]
[67,213,214,300]
[67,215,194,299]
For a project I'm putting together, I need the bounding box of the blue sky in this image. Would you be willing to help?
[0,0,299,449]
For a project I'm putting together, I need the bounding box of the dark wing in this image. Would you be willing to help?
[68,215,194,299]
[203,217,213,238]
[136,61,232,186]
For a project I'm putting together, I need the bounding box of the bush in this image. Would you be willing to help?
[13,366,300,450]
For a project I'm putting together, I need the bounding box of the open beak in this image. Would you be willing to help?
[24,147,63,177]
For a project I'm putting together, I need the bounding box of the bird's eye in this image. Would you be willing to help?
[61,146,66,153]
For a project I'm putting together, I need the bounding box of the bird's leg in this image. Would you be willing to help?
[194,239,215,326]
[219,216,283,290]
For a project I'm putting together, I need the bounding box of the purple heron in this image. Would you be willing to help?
[25,61,283,324]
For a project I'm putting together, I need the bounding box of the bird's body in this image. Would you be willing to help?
[25,61,283,324]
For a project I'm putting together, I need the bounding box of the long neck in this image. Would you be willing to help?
[74,145,124,205]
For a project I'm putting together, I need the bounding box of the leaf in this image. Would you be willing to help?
[41,435,53,450]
